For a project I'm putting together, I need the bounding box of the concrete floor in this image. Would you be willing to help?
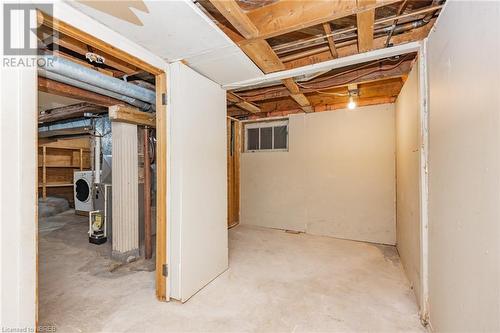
[39,211,424,332]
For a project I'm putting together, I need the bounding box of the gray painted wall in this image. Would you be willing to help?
[427,1,500,331]
[395,62,421,307]
[241,104,396,245]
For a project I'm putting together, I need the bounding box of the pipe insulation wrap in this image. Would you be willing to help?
[39,55,156,105]
[38,69,153,111]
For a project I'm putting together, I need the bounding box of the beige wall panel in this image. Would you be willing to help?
[241,116,308,232]
[395,62,421,306]
[426,1,500,331]
[241,104,396,245]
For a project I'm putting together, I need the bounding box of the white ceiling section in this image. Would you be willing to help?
[66,0,264,85]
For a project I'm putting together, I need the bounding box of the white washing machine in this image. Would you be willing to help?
[74,171,94,212]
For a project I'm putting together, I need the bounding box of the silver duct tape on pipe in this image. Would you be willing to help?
[39,55,156,104]
[38,69,153,111]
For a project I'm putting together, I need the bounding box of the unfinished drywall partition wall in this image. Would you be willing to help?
[169,62,228,302]
[426,2,500,331]
[395,61,421,306]
[241,104,396,245]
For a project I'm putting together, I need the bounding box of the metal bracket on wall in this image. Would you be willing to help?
[162,264,168,277]
[162,93,167,106]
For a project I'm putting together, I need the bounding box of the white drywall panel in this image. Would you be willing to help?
[49,0,166,71]
[169,61,228,302]
[395,61,421,306]
[0,7,37,328]
[241,104,396,245]
[427,1,500,331]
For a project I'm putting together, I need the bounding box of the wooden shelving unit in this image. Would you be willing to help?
[38,143,91,200]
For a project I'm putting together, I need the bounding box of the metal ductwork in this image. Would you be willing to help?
[38,55,156,110]
[38,69,153,111]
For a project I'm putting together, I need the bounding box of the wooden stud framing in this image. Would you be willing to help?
[42,147,47,200]
[79,148,83,171]
[155,72,168,302]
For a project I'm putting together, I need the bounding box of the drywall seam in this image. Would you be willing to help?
[418,40,430,323]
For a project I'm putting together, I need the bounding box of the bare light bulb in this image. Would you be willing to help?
[347,97,356,110]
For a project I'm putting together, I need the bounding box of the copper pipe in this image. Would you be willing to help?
[144,127,152,259]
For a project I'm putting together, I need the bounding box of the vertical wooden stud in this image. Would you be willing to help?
[155,72,168,301]
[79,148,83,171]
[42,146,47,200]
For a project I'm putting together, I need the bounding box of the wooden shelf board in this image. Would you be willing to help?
[38,146,90,151]
[38,183,74,188]
[37,165,87,168]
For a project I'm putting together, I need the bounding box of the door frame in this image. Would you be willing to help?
[35,9,170,323]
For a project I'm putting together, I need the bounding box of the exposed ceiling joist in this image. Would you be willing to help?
[239,39,286,73]
[244,0,400,40]
[210,1,314,112]
[227,92,261,113]
[38,77,125,107]
[38,10,162,75]
[356,6,375,52]
[38,102,107,124]
[281,78,312,112]
[283,19,434,69]
[54,34,139,75]
[322,23,338,59]
[208,0,259,38]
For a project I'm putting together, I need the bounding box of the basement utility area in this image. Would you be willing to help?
[2,1,499,332]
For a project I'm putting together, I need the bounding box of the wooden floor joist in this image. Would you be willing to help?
[356,7,375,52]
[38,77,123,106]
[211,0,314,114]
[39,102,107,124]
[228,92,261,113]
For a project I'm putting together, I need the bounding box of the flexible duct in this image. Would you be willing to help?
[38,69,153,111]
[39,55,156,105]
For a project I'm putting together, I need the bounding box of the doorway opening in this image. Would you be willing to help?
[36,11,168,328]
